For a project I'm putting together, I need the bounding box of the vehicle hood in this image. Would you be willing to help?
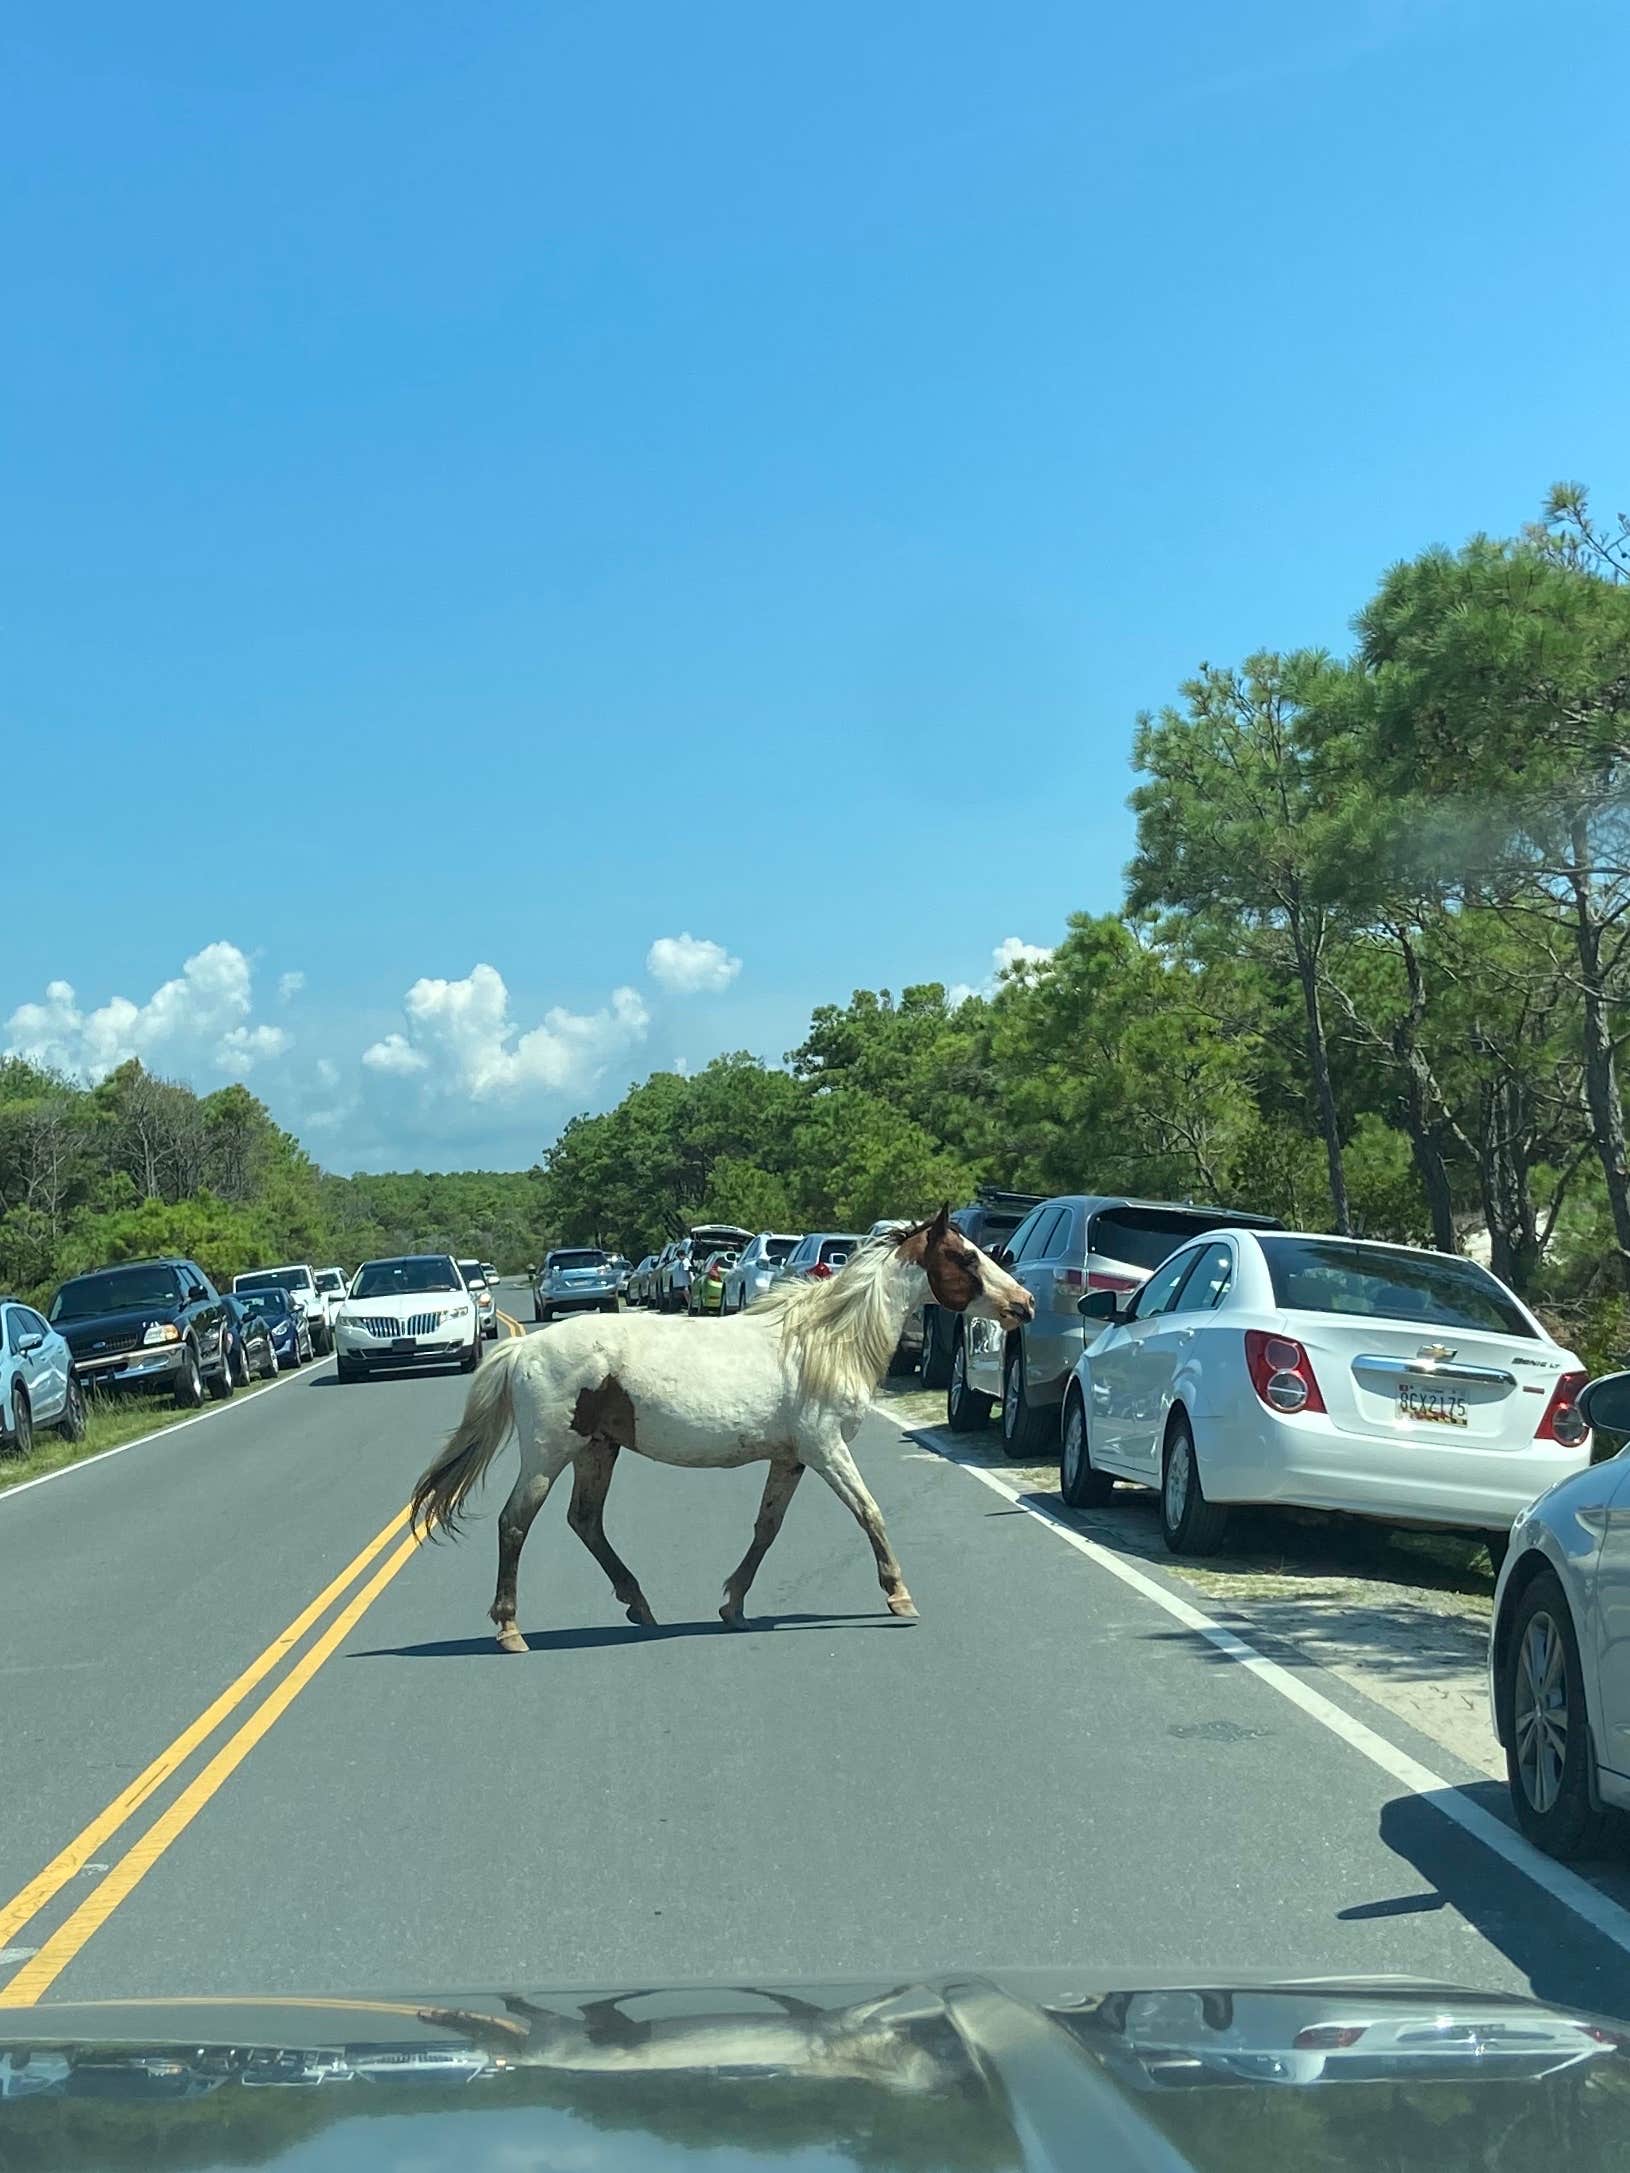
[3,1971,1627,2170]
[53,1307,179,1351]
[340,1296,467,1320]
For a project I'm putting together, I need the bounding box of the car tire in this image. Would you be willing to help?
[314,1321,332,1356]
[9,1383,33,1457]
[1001,1346,1051,1458]
[1485,1530,1511,1577]
[208,1350,235,1400]
[1160,1412,1229,1555]
[1060,1390,1114,1508]
[57,1371,87,1442]
[920,1308,952,1389]
[258,1340,278,1379]
[336,1357,364,1384]
[946,1332,993,1432]
[1498,1569,1612,1859]
[229,1335,253,1389]
[460,1338,480,1373]
[174,1344,205,1409]
[886,1340,917,1377]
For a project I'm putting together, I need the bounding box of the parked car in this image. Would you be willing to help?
[951,1195,1283,1454]
[333,1255,481,1381]
[606,1253,633,1298]
[868,1219,925,1374]
[313,1267,348,1330]
[479,1262,500,1295]
[688,1249,738,1315]
[1058,1229,1591,1562]
[657,1225,753,1312]
[234,1285,314,1370]
[1488,1368,1630,1860]
[720,1232,802,1314]
[919,1188,1044,1387]
[0,1298,85,1453]
[627,1255,659,1307]
[232,1264,332,1355]
[772,1232,862,1286]
[221,1292,280,1380]
[456,1258,500,1339]
[535,1247,621,1322]
[50,1256,238,1408]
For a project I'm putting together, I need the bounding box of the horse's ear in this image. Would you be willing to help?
[926,1202,950,1245]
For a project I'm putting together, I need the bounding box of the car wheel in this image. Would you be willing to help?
[886,1337,917,1377]
[1001,1346,1051,1458]
[174,1344,205,1409]
[1160,1412,1229,1554]
[208,1348,235,1400]
[57,1371,87,1443]
[228,1334,253,1389]
[258,1337,278,1379]
[1060,1390,1114,1508]
[336,1357,364,1384]
[919,1308,952,1389]
[9,1383,34,1457]
[1499,1569,1611,1859]
[460,1337,480,1373]
[946,1333,993,1432]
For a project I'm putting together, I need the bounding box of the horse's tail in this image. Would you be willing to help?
[411,1337,529,1541]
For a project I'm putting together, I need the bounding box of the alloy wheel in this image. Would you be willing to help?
[1514,1610,1568,1815]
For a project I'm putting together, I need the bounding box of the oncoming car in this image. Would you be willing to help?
[1060,1230,1590,1557]
[333,1256,481,1382]
[456,1259,500,1339]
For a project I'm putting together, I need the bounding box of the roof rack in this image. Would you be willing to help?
[975,1186,1045,1210]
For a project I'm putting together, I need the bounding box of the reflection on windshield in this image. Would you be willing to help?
[351,1257,460,1299]
[50,1268,179,1322]
[235,1269,310,1296]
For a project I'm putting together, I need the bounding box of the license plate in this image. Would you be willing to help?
[392,1336,415,1353]
[1398,1383,1468,1426]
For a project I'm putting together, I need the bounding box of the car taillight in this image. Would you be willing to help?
[1292,2024,1365,2051]
[808,1262,833,1279]
[1536,1369,1590,1448]
[1088,1270,1140,1294]
[1245,1331,1326,1415]
[1055,1267,1086,1296]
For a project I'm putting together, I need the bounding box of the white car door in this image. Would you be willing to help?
[1086,1247,1203,1475]
[1107,1245,1212,1480]
[1589,1454,1630,1781]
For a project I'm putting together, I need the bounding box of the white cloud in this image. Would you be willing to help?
[672,1055,690,1076]
[5,942,258,1082]
[278,970,305,1002]
[993,935,1054,977]
[216,1023,290,1076]
[315,1057,339,1088]
[645,931,742,996]
[946,983,979,1008]
[362,963,650,1101]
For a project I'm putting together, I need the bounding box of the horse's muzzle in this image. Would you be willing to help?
[998,1293,1036,1330]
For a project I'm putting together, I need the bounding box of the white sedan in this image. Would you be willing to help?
[1060,1229,1590,1555]
[1489,1369,1630,1860]
[334,1254,482,1383]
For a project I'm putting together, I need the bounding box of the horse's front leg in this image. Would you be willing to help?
[806,1439,917,1620]
[720,1458,804,1627]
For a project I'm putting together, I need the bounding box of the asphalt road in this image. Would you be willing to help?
[5,1281,1630,2017]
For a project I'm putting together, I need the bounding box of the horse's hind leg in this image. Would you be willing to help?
[566,1442,657,1627]
[720,1458,803,1627]
[807,1440,917,1621]
[490,1448,568,1652]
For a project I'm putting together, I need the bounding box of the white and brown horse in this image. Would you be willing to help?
[411,1208,1032,1648]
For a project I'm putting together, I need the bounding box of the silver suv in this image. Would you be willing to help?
[948,1195,1282,1456]
[534,1247,621,1323]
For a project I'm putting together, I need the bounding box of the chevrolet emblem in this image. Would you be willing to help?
[1417,1342,1456,1363]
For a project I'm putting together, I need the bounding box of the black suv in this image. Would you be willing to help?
[48,1256,239,1407]
[918,1187,1044,1386]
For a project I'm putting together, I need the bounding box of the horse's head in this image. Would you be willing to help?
[893,1205,1034,1332]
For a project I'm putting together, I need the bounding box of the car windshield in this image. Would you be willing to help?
[456,1262,486,1284]
[50,1265,181,1321]
[1090,1206,1247,1272]
[351,1257,461,1299]
[315,1271,344,1293]
[236,1268,312,1296]
[1260,1239,1537,1336]
[550,1251,606,1271]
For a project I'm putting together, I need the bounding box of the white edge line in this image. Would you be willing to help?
[882,1409,1630,1959]
[0,1355,326,1507]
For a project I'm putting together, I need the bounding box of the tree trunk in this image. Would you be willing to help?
[1391,932,1458,1253]
[1570,828,1630,1293]
[1293,936,1350,1233]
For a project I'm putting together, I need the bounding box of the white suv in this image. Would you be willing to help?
[232,1264,332,1355]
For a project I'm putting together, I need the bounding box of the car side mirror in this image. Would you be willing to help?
[1577,1371,1630,1440]
[186,1285,207,1304]
[989,1247,1013,1269]
[18,1332,44,1354]
[1078,1289,1126,1324]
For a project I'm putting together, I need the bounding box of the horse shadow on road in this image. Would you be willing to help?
[350,1613,905,1659]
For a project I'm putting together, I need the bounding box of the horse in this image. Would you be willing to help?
[410,1207,1033,1649]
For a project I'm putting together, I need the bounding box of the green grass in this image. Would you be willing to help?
[0,1373,288,1496]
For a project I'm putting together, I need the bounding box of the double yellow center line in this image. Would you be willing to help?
[0,1505,422,2007]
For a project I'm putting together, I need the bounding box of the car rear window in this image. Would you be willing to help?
[1088,1206,1242,1273]
[550,1250,606,1270]
[764,1238,798,1263]
[819,1236,860,1266]
[1259,1238,1536,1336]
[237,1267,314,1295]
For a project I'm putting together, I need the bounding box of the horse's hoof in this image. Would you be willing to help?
[718,1606,748,1631]
[888,1600,920,1623]
[627,1598,658,1628]
[495,1627,527,1654]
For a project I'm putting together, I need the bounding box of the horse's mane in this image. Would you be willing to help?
[749,1231,915,1407]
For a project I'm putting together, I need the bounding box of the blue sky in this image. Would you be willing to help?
[4,0,1627,1171]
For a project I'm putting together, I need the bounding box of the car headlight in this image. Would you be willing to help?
[143,1322,182,1346]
